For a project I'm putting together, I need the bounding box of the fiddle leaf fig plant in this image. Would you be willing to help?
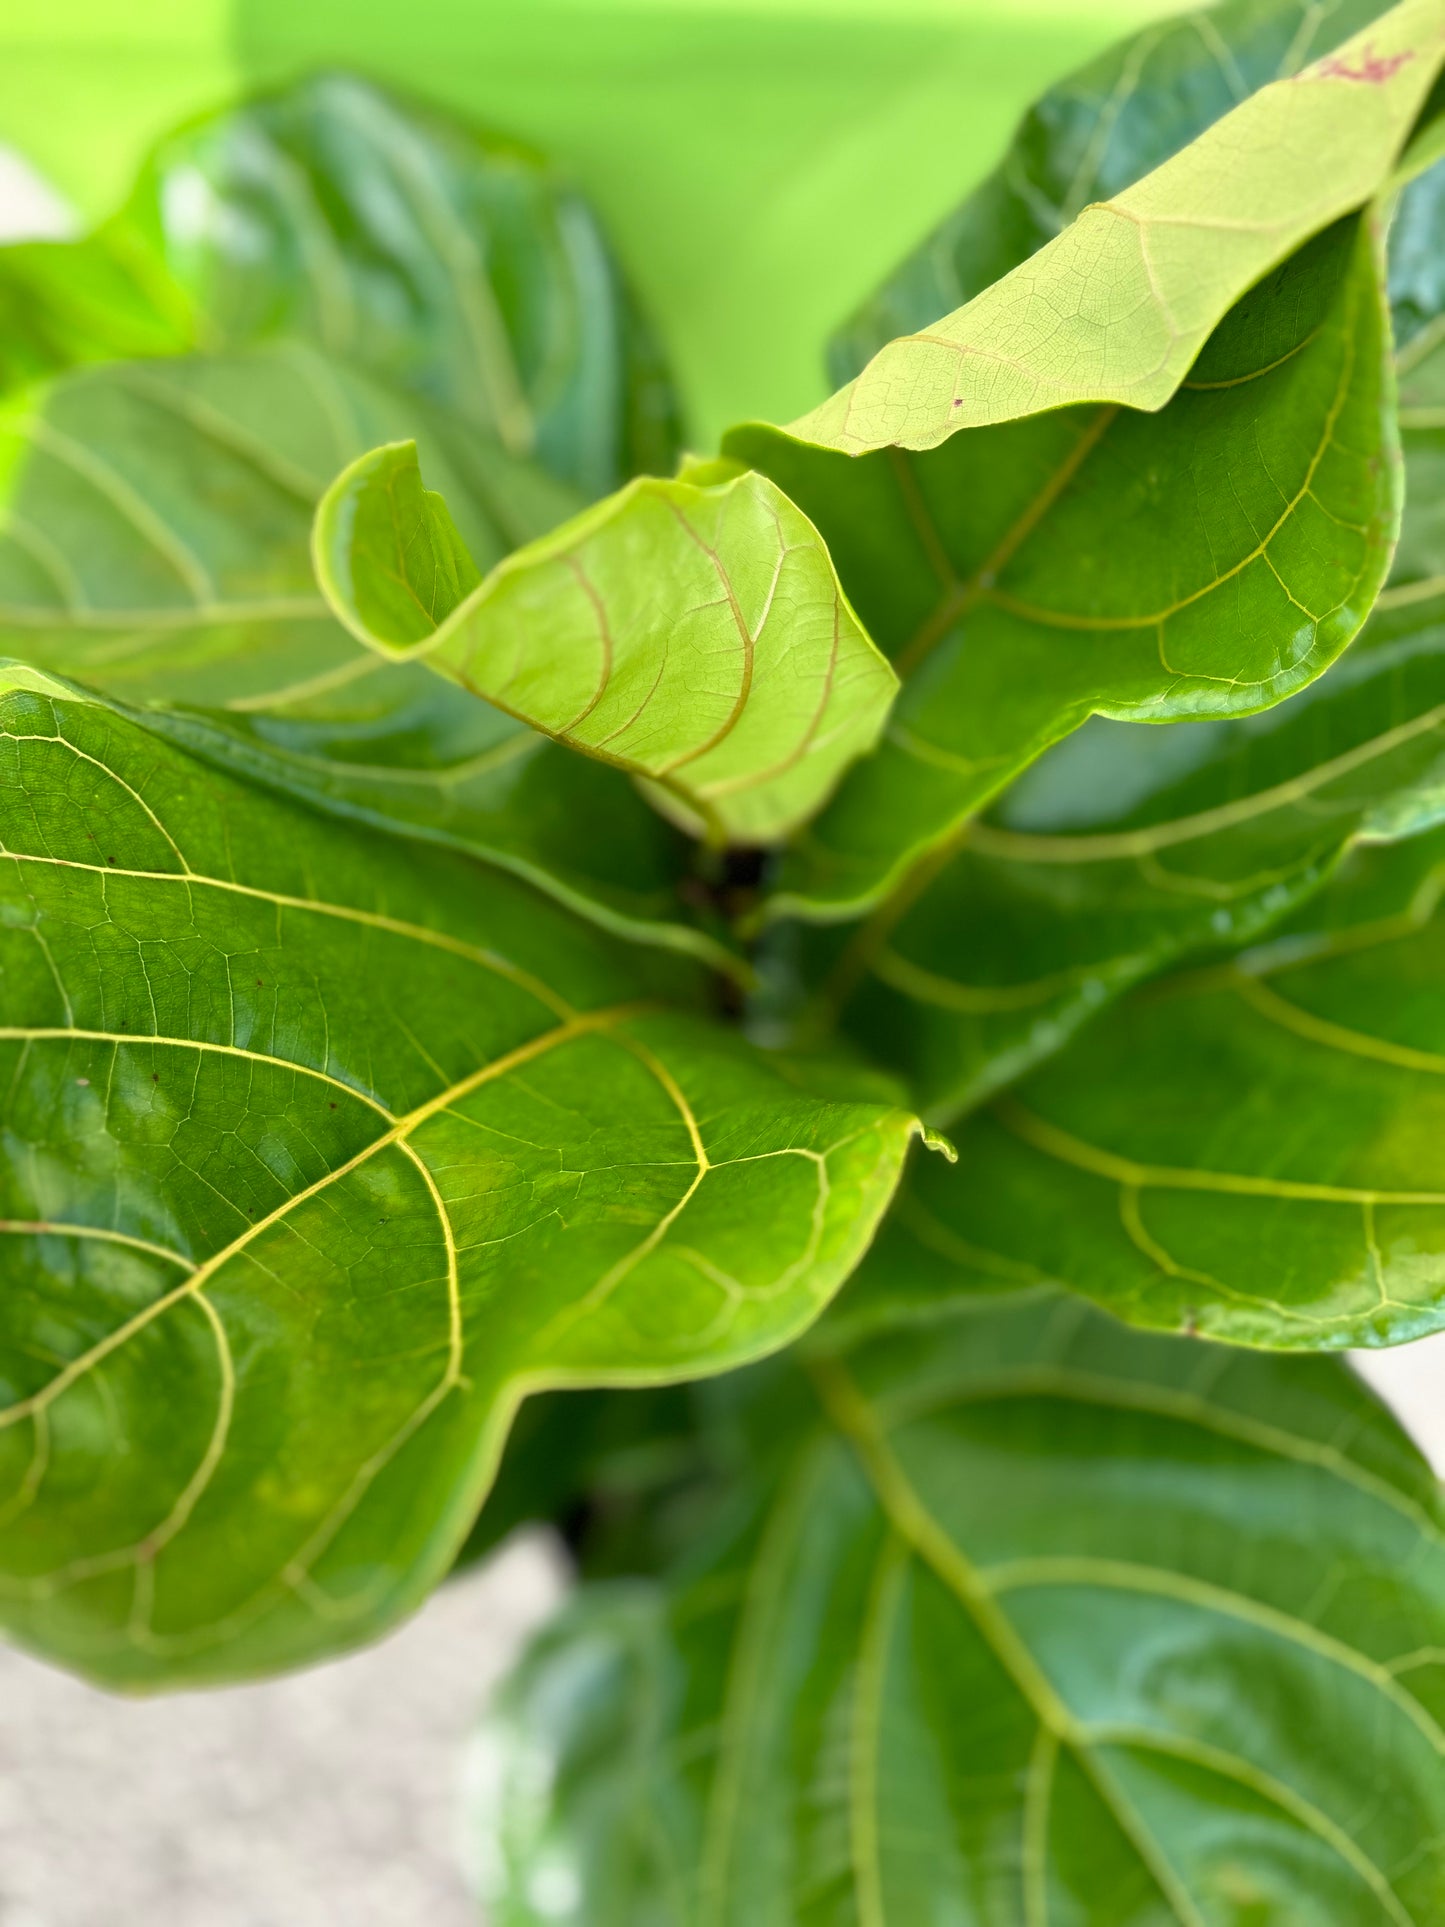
[6,0,1445,1915]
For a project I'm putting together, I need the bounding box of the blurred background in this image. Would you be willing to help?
[1,0,1439,1920]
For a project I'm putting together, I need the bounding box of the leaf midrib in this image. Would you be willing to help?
[810,1353,1432,1927]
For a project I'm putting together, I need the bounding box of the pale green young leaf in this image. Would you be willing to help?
[315,445,899,846]
[829,0,1395,388]
[789,0,1440,451]
[0,346,728,962]
[799,185,1445,1121]
[474,1291,1445,1923]
[0,669,921,1687]
[733,208,1399,917]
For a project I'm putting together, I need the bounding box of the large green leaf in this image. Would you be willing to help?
[473,1289,1445,1924]
[881,829,1445,1351]
[0,346,727,960]
[732,204,1399,917]
[0,73,681,495]
[0,667,922,1686]
[789,0,1438,450]
[828,0,1395,390]
[799,177,1445,1122]
[315,443,899,846]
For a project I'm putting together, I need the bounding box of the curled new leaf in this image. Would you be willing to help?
[0,669,922,1686]
[0,346,726,962]
[315,444,898,845]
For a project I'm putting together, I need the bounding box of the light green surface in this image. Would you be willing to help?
[0,0,1172,444]
[318,447,896,844]
[784,0,1443,447]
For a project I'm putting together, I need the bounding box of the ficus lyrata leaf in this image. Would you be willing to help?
[0,73,681,495]
[0,345,726,962]
[473,1290,1445,1925]
[797,0,1440,447]
[0,667,923,1686]
[314,441,899,846]
[882,828,1445,1350]
[799,171,1445,1121]
[732,205,1400,919]
[828,0,1400,388]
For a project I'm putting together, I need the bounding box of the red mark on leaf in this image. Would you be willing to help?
[1316,43,1415,83]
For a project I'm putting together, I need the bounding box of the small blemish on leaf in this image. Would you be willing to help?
[106,856,116,865]
[1316,43,1414,83]
[152,1072,159,1083]
[75,1077,89,1088]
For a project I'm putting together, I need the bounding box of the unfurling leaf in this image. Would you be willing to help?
[315,445,898,846]
[474,1291,1445,1923]
[0,347,725,961]
[0,668,921,1686]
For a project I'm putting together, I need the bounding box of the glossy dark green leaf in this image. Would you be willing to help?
[799,173,1445,1122]
[0,73,681,494]
[0,667,922,1686]
[0,346,728,960]
[315,443,899,846]
[731,207,1399,918]
[473,1290,1445,1923]
[886,829,1445,1350]
[828,0,1393,388]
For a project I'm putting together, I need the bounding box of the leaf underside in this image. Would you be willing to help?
[786,0,1440,450]
[803,171,1445,1123]
[0,346,730,961]
[315,446,899,847]
[732,206,1399,918]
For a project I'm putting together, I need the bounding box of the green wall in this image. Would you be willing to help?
[0,0,1170,442]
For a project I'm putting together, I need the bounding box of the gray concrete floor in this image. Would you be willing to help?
[3,140,1445,1925]
[0,1533,568,1927]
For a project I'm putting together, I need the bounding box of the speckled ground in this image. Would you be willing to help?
[0,1534,567,1927]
